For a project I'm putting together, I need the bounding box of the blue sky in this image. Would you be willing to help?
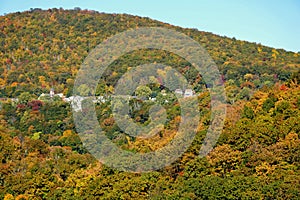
[0,0,299,52]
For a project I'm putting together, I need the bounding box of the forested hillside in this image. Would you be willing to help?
[0,8,300,199]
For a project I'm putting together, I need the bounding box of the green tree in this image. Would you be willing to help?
[18,92,35,104]
[135,85,152,100]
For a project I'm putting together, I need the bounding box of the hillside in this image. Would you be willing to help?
[0,8,300,199]
[0,8,299,99]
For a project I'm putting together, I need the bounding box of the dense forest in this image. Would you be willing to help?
[0,8,300,199]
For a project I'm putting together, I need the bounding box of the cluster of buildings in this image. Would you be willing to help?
[38,88,106,112]
[38,88,195,112]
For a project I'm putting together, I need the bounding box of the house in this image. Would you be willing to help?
[174,88,195,98]
[184,89,194,98]
[50,88,54,98]
[174,89,183,96]
[64,96,86,112]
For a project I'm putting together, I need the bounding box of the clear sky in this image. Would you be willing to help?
[0,0,299,52]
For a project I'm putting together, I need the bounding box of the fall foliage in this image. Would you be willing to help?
[0,8,299,199]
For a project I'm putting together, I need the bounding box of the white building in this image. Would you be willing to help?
[174,89,183,96]
[184,89,194,98]
[65,96,86,112]
[50,88,55,98]
[174,88,195,98]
